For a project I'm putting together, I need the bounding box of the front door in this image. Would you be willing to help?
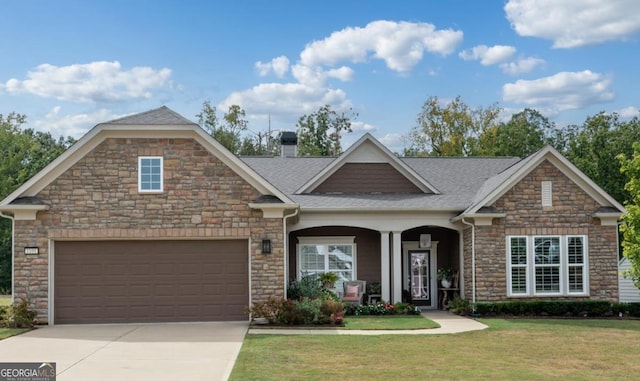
[408,250,430,304]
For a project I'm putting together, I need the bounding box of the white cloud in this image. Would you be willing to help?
[299,20,463,72]
[32,107,125,138]
[379,133,405,154]
[290,64,354,86]
[616,106,639,118]
[3,61,171,102]
[505,0,640,48]
[502,70,614,112]
[459,45,516,65]
[255,56,290,78]
[350,121,377,132]
[219,82,352,121]
[224,20,462,130]
[500,57,545,75]
[326,66,355,82]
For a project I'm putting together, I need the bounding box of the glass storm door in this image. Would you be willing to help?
[410,251,430,301]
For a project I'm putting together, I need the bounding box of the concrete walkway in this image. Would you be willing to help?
[248,310,487,335]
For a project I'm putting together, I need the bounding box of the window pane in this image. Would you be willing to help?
[300,245,324,272]
[535,237,560,265]
[327,245,353,270]
[568,237,584,264]
[535,267,560,292]
[568,266,584,292]
[511,267,527,294]
[510,237,527,264]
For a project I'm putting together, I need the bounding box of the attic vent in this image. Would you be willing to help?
[541,181,552,207]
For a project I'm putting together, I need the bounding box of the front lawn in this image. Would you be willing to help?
[0,296,10,307]
[231,319,640,381]
[0,328,29,340]
[343,315,439,330]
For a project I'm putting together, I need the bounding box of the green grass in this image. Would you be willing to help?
[0,328,29,340]
[343,315,440,330]
[231,319,640,381]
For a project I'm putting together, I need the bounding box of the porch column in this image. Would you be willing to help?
[380,231,390,302]
[392,231,402,303]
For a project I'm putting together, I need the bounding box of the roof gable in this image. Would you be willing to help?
[296,133,439,194]
[103,106,197,126]
[0,106,294,208]
[313,163,423,194]
[461,145,625,216]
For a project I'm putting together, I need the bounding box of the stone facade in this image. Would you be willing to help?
[463,160,619,302]
[13,137,285,323]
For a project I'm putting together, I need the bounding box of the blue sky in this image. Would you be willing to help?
[1,0,639,152]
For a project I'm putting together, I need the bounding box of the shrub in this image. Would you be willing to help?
[448,296,471,315]
[246,296,284,324]
[278,300,305,325]
[320,288,340,301]
[344,301,420,316]
[472,300,615,317]
[1,298,37,328]
[287,274,322,301]
[320,299,344,317]
[320,299,345,323]
[295,298,323,324]
[612,302,640,317]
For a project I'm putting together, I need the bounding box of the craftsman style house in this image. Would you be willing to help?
[0,107,624,324]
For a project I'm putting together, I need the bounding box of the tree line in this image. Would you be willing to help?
[1,96,639,291]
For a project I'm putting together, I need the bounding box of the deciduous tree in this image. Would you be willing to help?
[563,112,640,204]
[196,101,249,155]
[477,108,556,157]
[405,96,501,156]
[296,105,355,156]
[619,142,640,287]
[0,113,74,291]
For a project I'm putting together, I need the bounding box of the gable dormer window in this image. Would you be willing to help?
[138,156,163,192]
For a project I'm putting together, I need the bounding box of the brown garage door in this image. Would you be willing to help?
[54,240,248,324]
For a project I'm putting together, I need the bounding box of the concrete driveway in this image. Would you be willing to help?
[0,321,248,381]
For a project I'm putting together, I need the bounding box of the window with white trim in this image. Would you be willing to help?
[297,237,356,290]
[138,156,163,192]
[507,235,587,296]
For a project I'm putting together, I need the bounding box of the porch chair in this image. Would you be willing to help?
[341,280,366,305]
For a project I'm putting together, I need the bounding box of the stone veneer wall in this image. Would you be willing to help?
[13,137,285,323]
[463,160,619,303]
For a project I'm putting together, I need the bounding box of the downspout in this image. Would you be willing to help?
[282,207,299,299]
[461,217,476,309]
[0,212,15,303]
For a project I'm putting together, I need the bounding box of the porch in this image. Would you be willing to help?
[287,225,462,309]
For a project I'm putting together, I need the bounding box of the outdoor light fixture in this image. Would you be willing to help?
[419,234,432,248]
[261,239,272,254]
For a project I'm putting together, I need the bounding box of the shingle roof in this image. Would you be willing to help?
[103,106,197,126]
[241,156,521,211]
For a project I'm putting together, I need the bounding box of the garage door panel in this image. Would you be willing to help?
[55,240,248,324]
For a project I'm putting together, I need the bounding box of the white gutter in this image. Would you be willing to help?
[0,212,14,302]
[282,207,300,299]
[461,217,476,310]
